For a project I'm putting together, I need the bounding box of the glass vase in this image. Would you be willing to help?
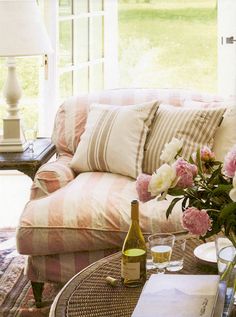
[215,236,236,316]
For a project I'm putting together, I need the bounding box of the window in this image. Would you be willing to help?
[39,0,118,136]
[58,0,105,98]
[1,0,234,138]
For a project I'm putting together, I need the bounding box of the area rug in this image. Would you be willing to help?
[0,229,62,317]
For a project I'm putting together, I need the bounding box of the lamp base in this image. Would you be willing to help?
[0,116,28,152]
[0,137,28,152]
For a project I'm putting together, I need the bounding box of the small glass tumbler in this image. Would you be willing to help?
[148,233,175,274]
[25,127,37,153]
[215,237,236,316]
[166,237,186,272]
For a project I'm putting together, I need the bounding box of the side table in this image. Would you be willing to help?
[0,138,56,179]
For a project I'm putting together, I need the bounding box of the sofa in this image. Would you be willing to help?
[16,88,236,305]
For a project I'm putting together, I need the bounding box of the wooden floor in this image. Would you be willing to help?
[0,171,31,228]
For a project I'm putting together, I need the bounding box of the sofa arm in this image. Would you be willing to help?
[30,154,76,200]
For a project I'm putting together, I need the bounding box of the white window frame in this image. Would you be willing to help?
[39,0,118,137]
[217,0,236,97]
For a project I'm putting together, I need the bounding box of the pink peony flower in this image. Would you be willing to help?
[182,207,212,236]
[174,158,198,188]
[200,146,215,162]
[223,145,236,178]
[229,172,236,202]
[136,173,152,202]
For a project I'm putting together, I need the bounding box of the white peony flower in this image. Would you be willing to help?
[160,138,183,163]
[229,172,236,202]
[148,163,176,196]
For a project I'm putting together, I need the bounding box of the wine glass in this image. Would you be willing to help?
[148,233,175,274]
[25,126,37,153]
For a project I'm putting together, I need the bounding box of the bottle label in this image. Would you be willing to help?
[121,261,140,280]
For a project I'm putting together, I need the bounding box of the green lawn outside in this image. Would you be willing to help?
[118,0,217,92]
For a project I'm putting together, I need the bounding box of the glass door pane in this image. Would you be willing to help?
[74,0,89,14]
[60,72,73,99]
[89,0,103,12]
[74,67,89,93]
[59,20,73,67]
[74,18,89,64]
[59,0,72,16]
[90,63,104,91]
[90,16,104,60]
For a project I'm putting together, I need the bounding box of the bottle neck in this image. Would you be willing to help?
[131,201,139,221]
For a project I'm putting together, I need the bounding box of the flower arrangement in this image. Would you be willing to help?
[136,138,236,247]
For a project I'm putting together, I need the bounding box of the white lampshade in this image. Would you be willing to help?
[0,0,53,57]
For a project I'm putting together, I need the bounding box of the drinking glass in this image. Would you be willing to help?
[215,237,236,316]
[166,237,186,272]
[148,233,175,274]
[25,126,37,153]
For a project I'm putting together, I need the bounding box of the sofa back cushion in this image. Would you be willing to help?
[70,101,158,179]
[52,88,223,156]
[142,104,226,174]
[52,89,229,164]
[213,105,236,161]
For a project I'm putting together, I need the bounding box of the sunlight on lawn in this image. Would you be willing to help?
[119,0,217,92]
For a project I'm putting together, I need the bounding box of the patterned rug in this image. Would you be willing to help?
[0,229,62,317]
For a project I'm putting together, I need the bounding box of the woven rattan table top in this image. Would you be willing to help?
[50,237,235,317]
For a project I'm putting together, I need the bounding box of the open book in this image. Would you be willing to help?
[132,274,220,317]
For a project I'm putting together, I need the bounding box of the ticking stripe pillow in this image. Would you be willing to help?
[143,104,226,175]
[70,101,159,179]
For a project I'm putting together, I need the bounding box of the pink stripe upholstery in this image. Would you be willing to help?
[26,249,119,283]
[30,155,75,200]
[16,88,226,285]
[17,172,184,256]
[52,89,224,156]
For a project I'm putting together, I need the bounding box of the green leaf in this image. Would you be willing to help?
[166,197,183,219]
[168,188,185,196]
[182,197,188,211]
[206,165,222,184]
[219,202,236,220]
[189,155,195,164]
[196,147,203,175]
[212,184,233,195]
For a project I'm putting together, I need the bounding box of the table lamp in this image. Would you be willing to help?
[0,0,52,152]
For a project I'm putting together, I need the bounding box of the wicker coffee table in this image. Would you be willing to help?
[49,237,235,317]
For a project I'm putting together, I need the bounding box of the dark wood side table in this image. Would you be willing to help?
[0,138,56,180]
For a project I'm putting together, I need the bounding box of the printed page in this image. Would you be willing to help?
[132,274,220,317]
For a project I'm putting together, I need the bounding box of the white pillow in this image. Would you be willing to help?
[143,104,226,174]
[213,106,236,161]
[70,101,159,179]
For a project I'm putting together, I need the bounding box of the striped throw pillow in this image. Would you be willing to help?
[70,101,159,179]
[143,104,226,174]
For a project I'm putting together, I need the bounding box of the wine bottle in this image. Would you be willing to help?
[121,200,147,287]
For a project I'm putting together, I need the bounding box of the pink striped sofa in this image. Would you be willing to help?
[16,88,229,306]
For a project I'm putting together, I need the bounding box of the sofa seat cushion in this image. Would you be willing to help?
[17,172,184,256]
